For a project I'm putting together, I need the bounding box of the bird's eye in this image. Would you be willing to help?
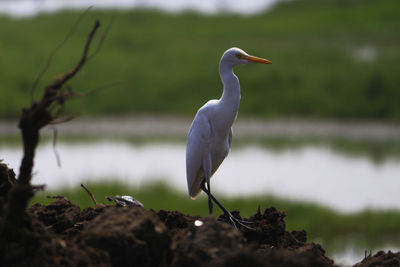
[236,53,243,59]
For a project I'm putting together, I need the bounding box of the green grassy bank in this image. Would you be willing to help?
[31,181,400,254]
[0,0,399,119]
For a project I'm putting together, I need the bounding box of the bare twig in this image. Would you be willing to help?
[42,20,100,102]
[49,127,62,168]
[30,6,93,103]
[364,250,372,259]
[78,80,127,98]
[88,17,114,61]
[81,184,97,206]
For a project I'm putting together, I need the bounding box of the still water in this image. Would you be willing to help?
[2,138,400,213]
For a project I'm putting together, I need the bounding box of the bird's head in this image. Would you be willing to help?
[221,47,272,66]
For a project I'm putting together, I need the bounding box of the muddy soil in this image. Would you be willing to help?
[0,163,398,267]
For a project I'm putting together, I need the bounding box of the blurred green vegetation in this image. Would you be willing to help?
[31,181,400,254]
[0,0,399,119]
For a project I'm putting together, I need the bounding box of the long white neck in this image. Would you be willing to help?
[218,60,241,127]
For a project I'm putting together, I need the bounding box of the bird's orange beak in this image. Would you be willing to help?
[242,55,272,64]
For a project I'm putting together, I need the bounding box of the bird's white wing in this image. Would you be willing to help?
[186,112,211,199]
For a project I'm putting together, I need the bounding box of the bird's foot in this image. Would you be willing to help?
[220,210,256,231]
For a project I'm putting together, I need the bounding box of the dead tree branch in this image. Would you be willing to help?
[30,6,93,103]
[81,184,97,206]
[1,20,101,235]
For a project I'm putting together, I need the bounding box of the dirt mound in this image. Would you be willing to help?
[1,194,335,267]
[0,161,16,214]
[354,250,400,267]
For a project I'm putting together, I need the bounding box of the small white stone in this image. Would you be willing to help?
[194,220,204,227]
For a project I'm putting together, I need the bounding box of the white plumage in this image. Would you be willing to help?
[186,47,271,217]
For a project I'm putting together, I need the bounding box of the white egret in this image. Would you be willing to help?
[186,47,271,226]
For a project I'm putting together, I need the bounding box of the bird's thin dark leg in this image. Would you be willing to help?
[206,179,213,215]
[201,181,254,230]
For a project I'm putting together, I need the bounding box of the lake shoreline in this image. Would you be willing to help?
[1,115,400,141]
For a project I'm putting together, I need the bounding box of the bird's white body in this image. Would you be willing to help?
[186,47,270,200]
